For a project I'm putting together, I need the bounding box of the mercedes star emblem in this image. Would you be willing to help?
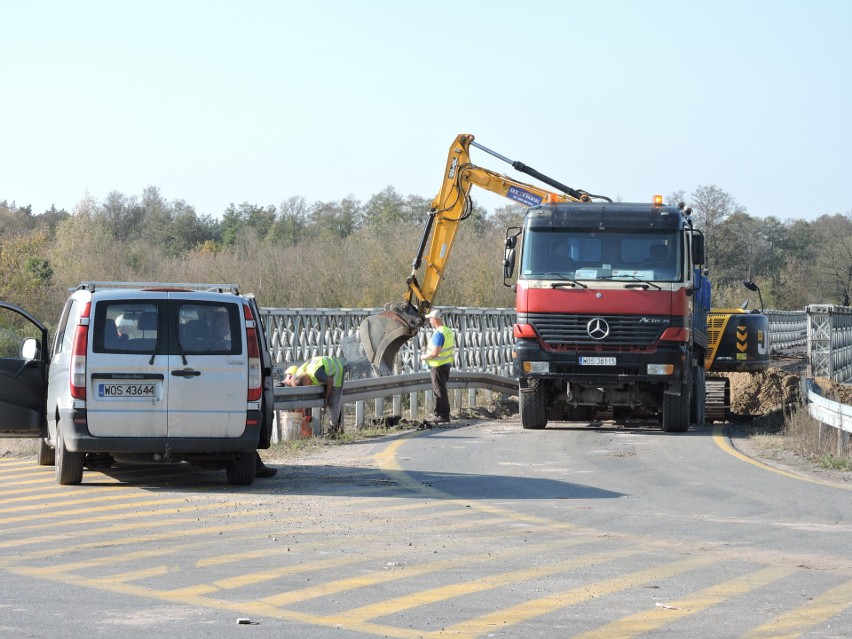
[587,317,610,340]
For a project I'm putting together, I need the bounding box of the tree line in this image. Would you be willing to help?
[1,184,850,325]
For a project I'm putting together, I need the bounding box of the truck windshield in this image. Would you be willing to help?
[519,228,682,282]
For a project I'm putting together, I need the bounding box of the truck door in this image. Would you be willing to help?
[167,296,248,438]
[0,302,48,437]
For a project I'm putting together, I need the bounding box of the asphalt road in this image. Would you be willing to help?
[1,418,851,638]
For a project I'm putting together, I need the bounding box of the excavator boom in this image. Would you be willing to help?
[360,134,603,375]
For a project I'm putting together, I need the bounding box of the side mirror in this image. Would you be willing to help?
[503,227,522,287]
[742,280,764,312]
[691,232,705,266]
[21,337,40,360]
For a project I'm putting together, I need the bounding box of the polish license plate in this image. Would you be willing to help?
[579,357,616,366]
[98,383,156,398]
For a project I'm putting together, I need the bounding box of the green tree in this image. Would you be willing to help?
[269,196,310,246]
[690,185,744,277]
[811,213,852,305]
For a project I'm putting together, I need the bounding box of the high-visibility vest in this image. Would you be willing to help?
[301,356,344,387]
[425,326,455,368]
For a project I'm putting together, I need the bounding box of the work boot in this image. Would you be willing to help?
[255,453,277,478]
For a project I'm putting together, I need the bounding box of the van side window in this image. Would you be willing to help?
[53,299,75,356]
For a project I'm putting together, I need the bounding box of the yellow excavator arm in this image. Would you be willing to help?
[406,134,585,310]
[359,133,604,375]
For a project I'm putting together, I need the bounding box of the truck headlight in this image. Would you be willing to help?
[647,364,674,375]
[523,361,550,374]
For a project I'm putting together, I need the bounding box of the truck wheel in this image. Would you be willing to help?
[662,382,691,433]
[690,365,706,426]
[226,453,257,486]
[520,379,548,430]
[37,437,55,466]
[55,426,84,485]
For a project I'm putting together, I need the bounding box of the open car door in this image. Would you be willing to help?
[0,301,48,437]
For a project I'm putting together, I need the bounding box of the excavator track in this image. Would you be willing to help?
[705,376,730,423]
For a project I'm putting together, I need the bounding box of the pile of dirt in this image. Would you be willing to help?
[812,377,852,404]
[723,367,803,416]
[456,398,519,420]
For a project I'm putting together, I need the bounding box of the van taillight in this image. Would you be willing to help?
[244,304,262,402]
[70,302,91,399]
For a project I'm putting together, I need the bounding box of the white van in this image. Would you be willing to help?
[0,282,275,485]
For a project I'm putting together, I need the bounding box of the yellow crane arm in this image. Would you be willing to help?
[405,133,585,311]
[359,133,603,375]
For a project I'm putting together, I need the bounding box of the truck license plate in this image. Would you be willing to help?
[579,357,616,366]
[98,383,156,398]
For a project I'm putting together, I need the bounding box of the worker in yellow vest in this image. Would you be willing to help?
[288,356,347,437]
[419,308,455,423]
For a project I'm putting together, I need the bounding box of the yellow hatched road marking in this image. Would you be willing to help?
[2,564,432,639]
[258,535,619,608]
[0,496,209,525]
[88,565,172,585]
[18,541,209,576]
[426,554,719,639]
[743,577,852,639]
[0,500,260,536]
[0,467,58,478]
[0,484,123,503]
[170,550,391,597]
[0,476,67,490]
[0,458,37,467]
[0,517,197,551]
[0,491,157,514]
[339,547,643,624]
[571,564,798,639]
[0,509,274,567]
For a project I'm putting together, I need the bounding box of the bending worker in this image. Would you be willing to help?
[420,308,455,423]
[287,356,347,437]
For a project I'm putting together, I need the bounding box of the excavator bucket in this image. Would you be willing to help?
[359,306,422,376]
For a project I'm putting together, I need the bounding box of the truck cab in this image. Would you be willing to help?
[510,200,707,431]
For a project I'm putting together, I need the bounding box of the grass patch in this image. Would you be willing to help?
[744,401,852,474]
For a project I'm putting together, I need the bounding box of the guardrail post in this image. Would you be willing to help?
[410,392,419,420]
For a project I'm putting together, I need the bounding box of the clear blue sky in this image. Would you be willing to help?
[2,1,850,221]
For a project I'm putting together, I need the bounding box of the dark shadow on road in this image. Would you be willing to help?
[82,460,624,501]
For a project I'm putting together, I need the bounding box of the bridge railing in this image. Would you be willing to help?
[260,306,809,377]
[258,306,814,437]
[806,304,852,383]
[765,310,808,352]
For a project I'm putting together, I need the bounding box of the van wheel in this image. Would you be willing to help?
[55,427,84,485]
[226,453,256,486]
[37,437,55,466]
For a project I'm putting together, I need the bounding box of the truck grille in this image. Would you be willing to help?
[520,313,668,348]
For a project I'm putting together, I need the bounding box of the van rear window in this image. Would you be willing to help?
[94,303,160,353]
[93,301,241,355]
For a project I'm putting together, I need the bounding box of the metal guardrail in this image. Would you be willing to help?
[258,304,816,437]
[805,379,852,457]
[273,371,518,411]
